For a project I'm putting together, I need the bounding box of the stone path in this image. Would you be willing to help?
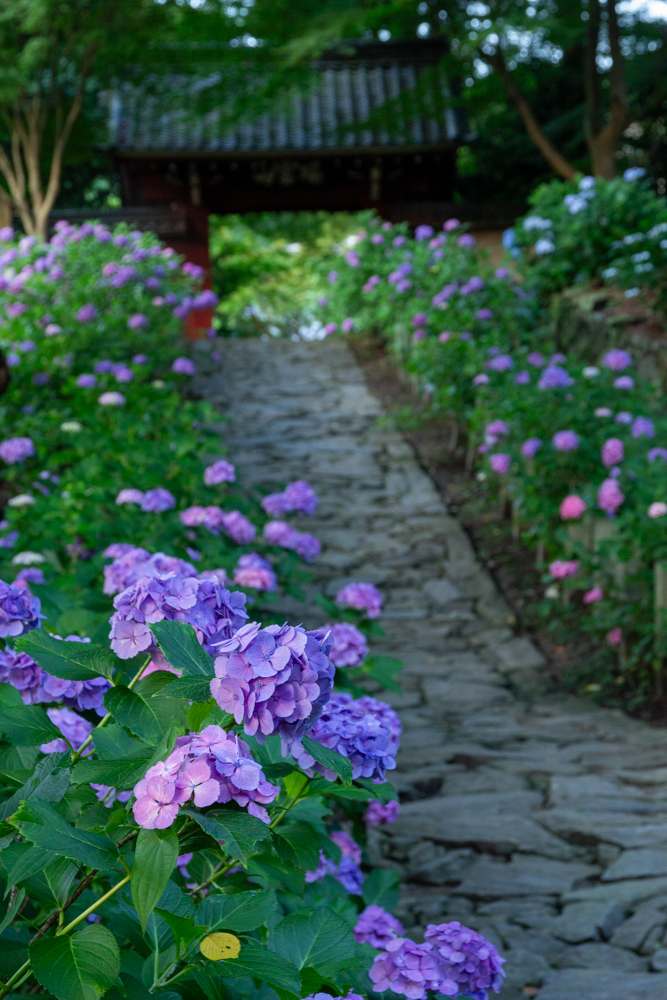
[203,338,667,1000]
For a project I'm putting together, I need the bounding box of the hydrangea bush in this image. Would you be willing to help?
[0,220,503,1000]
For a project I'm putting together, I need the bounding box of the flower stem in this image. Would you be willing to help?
[70,655,151,763]
[55,873,131,936]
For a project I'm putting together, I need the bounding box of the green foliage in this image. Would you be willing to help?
[30,924,120,1000]
[132,828,179,932]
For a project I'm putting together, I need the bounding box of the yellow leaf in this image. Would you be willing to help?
[200,932,241,961]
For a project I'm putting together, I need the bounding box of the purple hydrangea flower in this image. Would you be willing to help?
[476,308,493,321]
[112,364,133,383]
[489,453,510,474]
[602,349,632,372]
[355,905,404,948]
[132,724,279,829]
[424,922,506,999]
[473,374,489,386]
[76,304,97,323]
[415,225,434,240]
[98,391,125,406]
[365,799,400,826]
[116,489,144,506]
[336,582,382,618]
[342,318,354,333]
[293,692,400,782]
[128,314,148,329]
[220,510,256,544]
[614,411,633,424]
[326,622,368,667]
[261,481,318,517]
[552,430,580,452]
[14,567,44,586]
[632,417,654,438]
[515,371,530,384]
[32,373,50,387]
[172,357,196,376]
[602,438,624,467]
[306,830,364,893]
[0,648,41,702]
[233,553,277,592]
[210,621,334,749]
[538,365,573,389]
[527,352,544,367]
[0,580,43,637]
[457,234,476,248]
[140,488,176,513]
[76,374,96,388]
[109,572,247,659]
[41,706,93,754]
[204,460,235,485]
[648,448,667,463]
[370,937,444,999]
[486,355,513,372]
[0,437,34,464]
[614,376,635,389]
[132,354,148,364]
[598,478,625,515]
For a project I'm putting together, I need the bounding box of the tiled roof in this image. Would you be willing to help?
[107,44,464,154]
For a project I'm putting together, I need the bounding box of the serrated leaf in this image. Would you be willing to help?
[246,854,305,896]
[183,808,269,864]
[0,886,24,935]
[155,908,206,954]
[150,620,214,676]
[92,724,145,762]
[15,631,116,681]
[157,880,195,919]
[132,827,179,933]
[103,686,162,744]
[199,889,276,931]
[301,736,353,783]
[5,845,59,893]
[0,755,70,820]
[44,856,79,907]
[30,924,120,1000]
[0,704,62,746]
[268,907,355,977]
[13,798,119,871]
[274,822,322,871]
[361,868,400,910]
[71,749,154,791]
[206,940,301,994]
[159,675,213,702]
[356,779,398,804]
[0,683,23,708]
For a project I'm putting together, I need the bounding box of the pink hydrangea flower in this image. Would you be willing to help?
[584,587,603,603]
[204,460,235,485]
[598,478,624,515]
[552,430,580,452]
[98,392,125,406]
[648,502,667,518]
[336,582,382,618]
[559,495,587,520]
[607,627,623,646]
[489,453,510,474]
[602,438,624,467]
[549,560,579,580]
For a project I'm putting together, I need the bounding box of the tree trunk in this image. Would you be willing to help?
[0,349,9,398]
[480,45,576,180]
[584,0,629,177]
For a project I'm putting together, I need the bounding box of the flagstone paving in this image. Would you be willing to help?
[202,337,667,1000]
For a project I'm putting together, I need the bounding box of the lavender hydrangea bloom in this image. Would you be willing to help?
[602,438,624,467]
[602,349,632,371]
[614,376,635,389]
[365,799,400,826]
[424,922,506,999]
[538,365,573,389]
[648,448,667,463]
[132,724,279,829]
[172,357,196,375]
[76,304,97,323]
[210,621,334,749]
[204,460,235,485]
[486,355,513,372]
[293,692,400,782]
[233,553,277,592]
[261,481,318,517]
[14,567,45,586]
[109,573,247,659]
[263,521,298,547]
[552,430,580,452]
[103,547,198,595]
[0,437,34,464]
[632,417,654,438]
[116,489,144,506]
[598,478,625,515]
[41,706,92,754]
[76,374,96,388]
[336,582,383,618]
[325,622,368,667]
[369,937,444,999]
[0,580,43,637]
[354,905,404,948]
[140,488,176,513]
[220,510,256,544]
[0,648,41,702]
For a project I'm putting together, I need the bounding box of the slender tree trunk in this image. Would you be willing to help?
[479,45,577,180]
[584,0,629,177]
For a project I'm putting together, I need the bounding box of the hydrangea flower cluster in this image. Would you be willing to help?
[109,573,247,659]
[0,437,35,464]
[204,460,235,485]
[369,922,505,1000]
[0,644,109,715]
[261,480,318,517]
[354,904,404,949]
[40,706,93,754]
[102,546,198,595]
[210,622,334,748]
[305,830,364,894]
[262,521,321,562]
[335,582,383,618]
[324,622,368,667]
[292,692,400,782]
[0,579,43,637]
[116,488,176,512]
[132,724,280,829]
[233,553,277,592]
[364,799,400,826]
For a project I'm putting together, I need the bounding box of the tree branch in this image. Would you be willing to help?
[478,44,576,180]
[584,0,602,144]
